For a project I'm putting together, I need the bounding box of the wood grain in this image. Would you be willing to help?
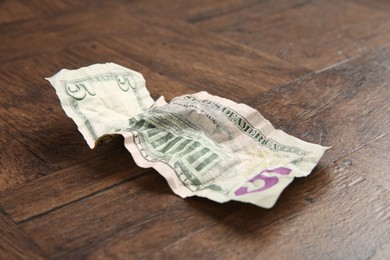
[0,0,389,259]
[0,142,147,223]
[138,0,309,23]
[19,172,224,258]
[0,41,192,191]
[336,133,390,191]
[0,0,79,25]
[100,16,309,101]
[245,46,390,165]
[0,213,45,259]
[0,6,143,63]
[155,163,389,259]
[352,0,390,11]
[193,0,390,70]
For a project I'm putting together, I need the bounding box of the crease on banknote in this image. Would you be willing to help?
[47,62,329,208]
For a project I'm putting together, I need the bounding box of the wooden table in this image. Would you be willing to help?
[1,1,389,259]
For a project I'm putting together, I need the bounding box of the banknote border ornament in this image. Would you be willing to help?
[172,94,309,157]
[59,71,145,142]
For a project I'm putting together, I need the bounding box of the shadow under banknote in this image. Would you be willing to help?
[182,164,332,235]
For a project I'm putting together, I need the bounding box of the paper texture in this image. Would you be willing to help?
[47,63,328,208]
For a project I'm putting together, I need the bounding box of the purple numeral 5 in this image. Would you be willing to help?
[235,167,291,196]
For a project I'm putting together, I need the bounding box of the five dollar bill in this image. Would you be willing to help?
[47,63,328,208]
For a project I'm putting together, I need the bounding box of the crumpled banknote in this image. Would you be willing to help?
[47,63,328,208]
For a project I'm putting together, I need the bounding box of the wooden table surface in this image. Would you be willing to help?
[1,0,389,259]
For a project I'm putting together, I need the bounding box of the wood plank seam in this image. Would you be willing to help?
[330,132,390,164]
[0,3,89,27]
[0,115,48,162]
[0,212,46,259]
[140,14,312,73]
[1,1,389,258]
[186,0,260,23]
[16,170,155,225]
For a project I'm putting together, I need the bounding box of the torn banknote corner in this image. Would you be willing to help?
[47,63,328,208]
